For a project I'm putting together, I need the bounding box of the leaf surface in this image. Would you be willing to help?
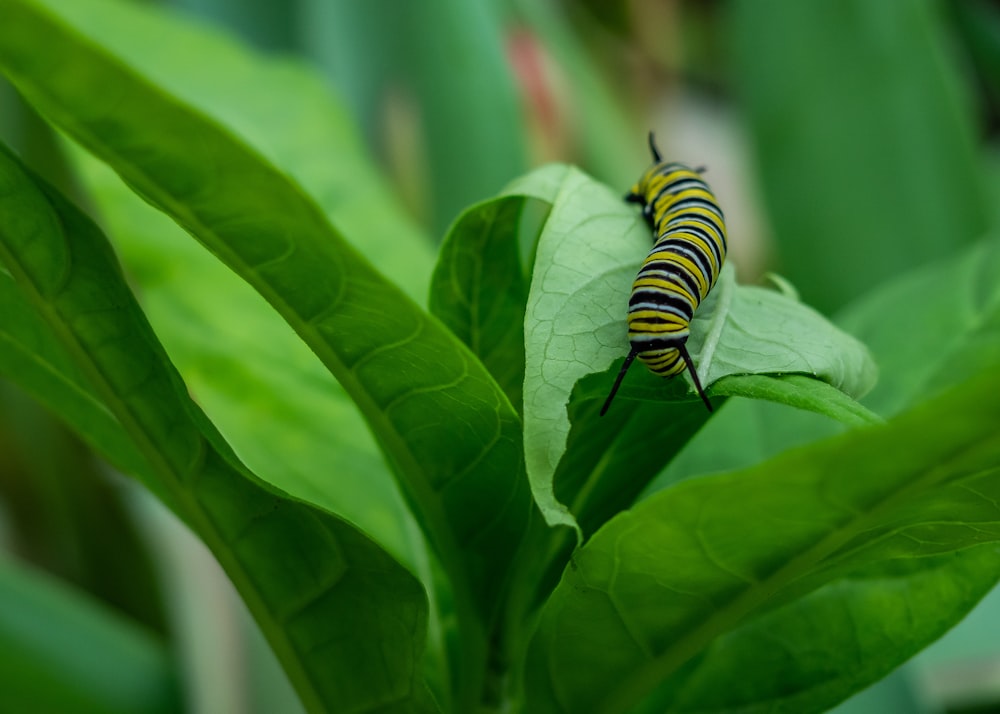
[0,4,532,689]
[509,164,876,532]
[33,0,433,301]
[430,196,534,411]
[525,369,1000,713]
[0,143,435,713]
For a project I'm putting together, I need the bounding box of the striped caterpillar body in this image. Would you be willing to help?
[600,133,728,416]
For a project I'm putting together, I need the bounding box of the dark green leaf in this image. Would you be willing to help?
[430,196,534,411]
[32,0,433,302]
[0,5,532,694]
[0,142,435,714]
[634,548,1000,713]
[524,369,1000,713]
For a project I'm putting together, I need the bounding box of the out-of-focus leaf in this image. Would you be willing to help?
[0,382,167,633]
[509,164,875,533]
[0,557,180,714]
[525,369,1000,713]
[510,0,642,189]
[839,238,1000,417]
[0,142,435,713]
[302,0,527,238]
[730,0,989,312]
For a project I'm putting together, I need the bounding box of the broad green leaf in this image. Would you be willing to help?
[33,0,433,302]
[37,0,430,595]
[71,155,447,697]
[0,4,532,694]
[525,369,1000,713]
[632,548,1000,714]
[0,143,435,714]
[510,164,875,532]
[72,153,424,582]
[729,0,989,312]
[430,196,534,411]
[0,556,180,714]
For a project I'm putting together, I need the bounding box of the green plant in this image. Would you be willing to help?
[2,1,1000,713]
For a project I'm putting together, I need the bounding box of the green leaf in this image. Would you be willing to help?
[0,143,435,713]
[525,368,1000,713]
[729,0,989,312]
[35,0,431,592]
[839,238,1000,417]
[632,548,1000,714]
[430,196,535,411]
[32,0,433,302]
[71,153,426,585]
[509,164,876,533]
[0,557,180,714]
[67,150,452,703]
[711,374,881,428]
[0,4,532,692]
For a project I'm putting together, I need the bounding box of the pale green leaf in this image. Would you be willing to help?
[510,164,876,532]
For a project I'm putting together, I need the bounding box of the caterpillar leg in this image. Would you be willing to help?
[600,349,638,416]
[677,343,713,412]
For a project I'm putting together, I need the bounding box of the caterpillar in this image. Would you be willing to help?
[600,132,727,416]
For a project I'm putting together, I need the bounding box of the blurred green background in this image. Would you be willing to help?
[2,0,1000,711]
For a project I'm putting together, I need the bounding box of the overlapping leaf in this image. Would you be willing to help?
[0,143,435,713]
[0,8,532,699]
[525,369,1000,713]
[505,164,876,533]
[33,0,433,301]
[430,196,534,410]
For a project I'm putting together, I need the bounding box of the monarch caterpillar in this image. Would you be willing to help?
[600,132,727,416]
